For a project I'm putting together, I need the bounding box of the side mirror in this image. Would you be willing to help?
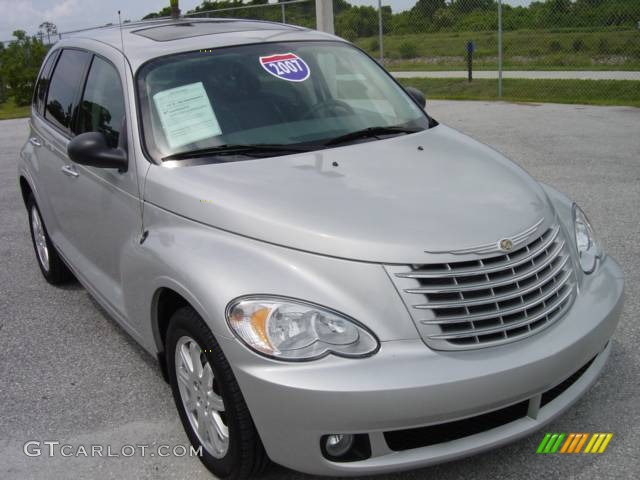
[67,132,128,170]
[405,86,426,109]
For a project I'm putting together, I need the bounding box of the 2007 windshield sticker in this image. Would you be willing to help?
[259,53,310,82]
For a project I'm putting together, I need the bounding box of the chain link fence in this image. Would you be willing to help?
[335,0,640,105]
[3,0,640,107]
[165,0,640,106]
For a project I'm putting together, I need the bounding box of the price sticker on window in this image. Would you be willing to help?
[153,82,222,149]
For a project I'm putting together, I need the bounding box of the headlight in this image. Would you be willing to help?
[572,204,602,274]
[225,296,379,361]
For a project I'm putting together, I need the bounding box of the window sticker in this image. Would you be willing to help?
[152,82,222,149]
[259,53,310,82]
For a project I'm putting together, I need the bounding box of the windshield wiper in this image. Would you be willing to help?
[162,143,315,161]
[322,126,422,147]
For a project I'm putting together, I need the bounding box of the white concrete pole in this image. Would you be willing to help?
[315,0,334,34]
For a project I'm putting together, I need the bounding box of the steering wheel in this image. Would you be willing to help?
[302,99,354,119]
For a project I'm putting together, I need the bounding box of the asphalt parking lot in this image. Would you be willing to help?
[1,100,638,479]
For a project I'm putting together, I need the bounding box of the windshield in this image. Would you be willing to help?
[137,41,430,162]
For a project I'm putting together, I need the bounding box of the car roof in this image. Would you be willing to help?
[58,18,343,70]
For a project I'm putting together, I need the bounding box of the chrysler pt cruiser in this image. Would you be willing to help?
[18,18,624,479]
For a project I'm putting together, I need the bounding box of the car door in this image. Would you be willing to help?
[25,49,61,236]
[41,50,143,317]
[35,48,93,249]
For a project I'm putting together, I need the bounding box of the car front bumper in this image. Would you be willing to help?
[218,256,624,476]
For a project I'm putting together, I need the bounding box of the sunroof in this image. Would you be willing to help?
[132,20,294,42]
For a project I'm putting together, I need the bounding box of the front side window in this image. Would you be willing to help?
[137,41,430,163]
[33,51,59,115]
[76,56,126,148]
[45,49,91,133]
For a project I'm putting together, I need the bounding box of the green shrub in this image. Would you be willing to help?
[368,38,380,53]
[572,38,585,52]
[549,40,563,53]
[546,54,570,67]
[398,41,419,59]
[597,38,610,54]
[622,38,638,56]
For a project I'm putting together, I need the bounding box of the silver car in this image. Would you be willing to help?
[18,18,623,478]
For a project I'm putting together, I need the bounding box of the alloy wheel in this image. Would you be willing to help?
[174,336,229,458]
[31,205,49,272]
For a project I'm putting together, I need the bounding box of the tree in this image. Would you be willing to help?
[411,0,446,21]
[450,0,496,15]
[143,6,172,19]
[140,0,640,37]
[0,30,47,106]
[38,21,58,45]
[335,6,380,41]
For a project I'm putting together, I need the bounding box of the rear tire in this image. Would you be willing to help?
[166,306,269,479]
[27,194,74,285]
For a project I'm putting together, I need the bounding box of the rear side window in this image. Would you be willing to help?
[45,49,91,134]
[33,51,59,115]
[76,56,125,148]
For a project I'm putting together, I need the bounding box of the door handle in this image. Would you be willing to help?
[61,164,79,178]
[29,137,42,147]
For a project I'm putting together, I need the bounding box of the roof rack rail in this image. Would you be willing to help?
[57,17,177,38]
[55,0,311,40]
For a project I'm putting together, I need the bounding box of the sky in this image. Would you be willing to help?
[0,0,533,42]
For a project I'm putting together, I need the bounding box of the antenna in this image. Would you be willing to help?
[118,10,126,56]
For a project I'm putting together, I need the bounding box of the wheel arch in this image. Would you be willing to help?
[19,175,33,207]
[150,283,224,382]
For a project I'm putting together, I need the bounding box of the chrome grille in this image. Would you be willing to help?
[387,224,576,351]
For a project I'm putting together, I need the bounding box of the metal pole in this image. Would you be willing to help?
[467,41,473,82]
[315,0,334,34]
[281,2,286,23]
[378,0,384,63]
[498,0,503,97]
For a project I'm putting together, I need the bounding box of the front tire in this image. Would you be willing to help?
[166,307,269,479]
[27,194,74,285]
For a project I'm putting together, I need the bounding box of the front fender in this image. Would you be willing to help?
[539,182,585,282]
[540,183,574,236]
[122,202,420,356]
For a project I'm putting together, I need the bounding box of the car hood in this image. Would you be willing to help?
[144,125,555,264]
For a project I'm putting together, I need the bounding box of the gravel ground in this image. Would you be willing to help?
[1,101,639,479]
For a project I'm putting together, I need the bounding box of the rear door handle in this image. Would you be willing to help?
[61,164,79,178]
[29,137,42,147]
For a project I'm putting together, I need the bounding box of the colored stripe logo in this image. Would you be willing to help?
[536,433,613,454]
[260,53,298,63]
[259,52,310,82]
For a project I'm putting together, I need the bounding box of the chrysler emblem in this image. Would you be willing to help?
[499,238,513,251]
